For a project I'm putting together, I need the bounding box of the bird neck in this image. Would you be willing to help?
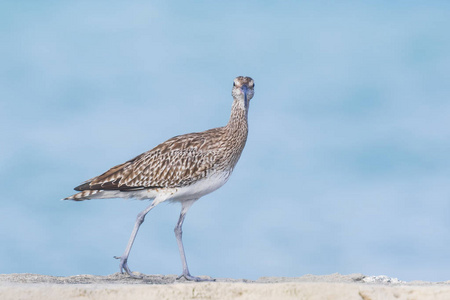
[217,98,249,170]
[226,98,249,135]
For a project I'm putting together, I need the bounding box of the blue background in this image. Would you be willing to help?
[1,1,450,281]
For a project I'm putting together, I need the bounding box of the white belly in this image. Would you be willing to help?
[91,170,232,203]
[168,170,232,202]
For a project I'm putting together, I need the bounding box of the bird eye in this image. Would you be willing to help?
[233,82,236,86]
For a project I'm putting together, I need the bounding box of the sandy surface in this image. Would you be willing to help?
[1,273,450,300]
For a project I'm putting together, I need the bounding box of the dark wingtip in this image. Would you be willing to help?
[74,182,91,191]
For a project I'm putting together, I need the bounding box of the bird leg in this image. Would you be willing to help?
[174,200,214,282]
[114,201,156,278]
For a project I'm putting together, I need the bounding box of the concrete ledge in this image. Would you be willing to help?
[1,273,449,300]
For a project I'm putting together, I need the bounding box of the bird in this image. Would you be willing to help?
[64,76,255,281]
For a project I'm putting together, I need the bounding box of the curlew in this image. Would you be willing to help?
[64,76,255,281]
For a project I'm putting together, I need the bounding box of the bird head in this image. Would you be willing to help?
[232,76,255,108]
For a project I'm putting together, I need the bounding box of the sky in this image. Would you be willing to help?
[1,1,450,282]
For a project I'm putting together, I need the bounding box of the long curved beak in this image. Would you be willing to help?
[241,85,248,106]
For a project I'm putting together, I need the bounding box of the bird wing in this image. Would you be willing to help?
[74,128,226,191]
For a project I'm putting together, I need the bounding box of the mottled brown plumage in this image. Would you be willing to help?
[76,128,228,191]
[66,76,253,201]
[64,76,255,281]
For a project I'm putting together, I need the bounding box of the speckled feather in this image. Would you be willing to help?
[65,76,254,201]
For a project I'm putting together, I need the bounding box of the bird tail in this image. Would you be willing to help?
[63,190,102,201]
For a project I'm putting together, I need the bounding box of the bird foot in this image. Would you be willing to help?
[114,255,143,279]
[177,273,215,282]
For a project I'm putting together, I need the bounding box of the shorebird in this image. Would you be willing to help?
[64,76,255,281]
